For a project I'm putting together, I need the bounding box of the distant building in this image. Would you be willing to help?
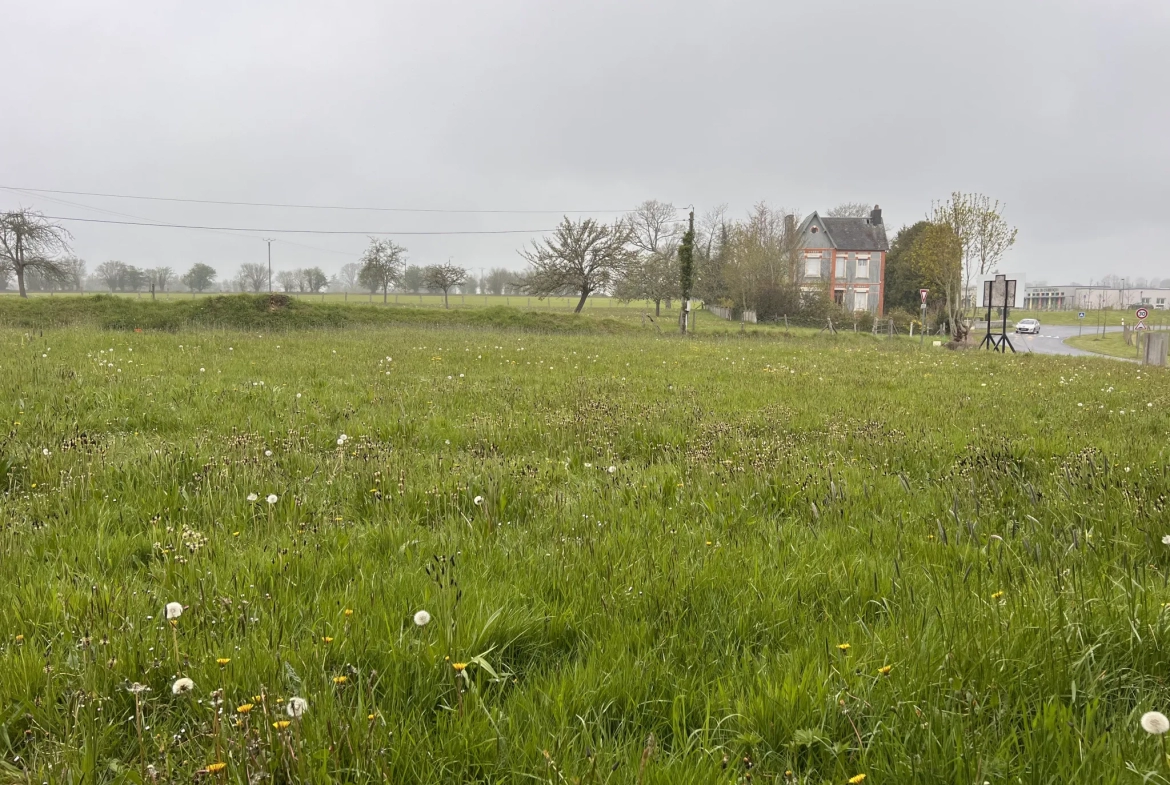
[1024,285,1170,311]
[795,205,889,315]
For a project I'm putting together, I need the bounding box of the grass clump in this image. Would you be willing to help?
[0,326,1167,783]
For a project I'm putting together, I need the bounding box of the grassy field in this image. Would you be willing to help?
[2,316,1170,784]
[1065,331,1166,360]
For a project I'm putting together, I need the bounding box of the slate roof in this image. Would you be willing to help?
[802,213,890,251]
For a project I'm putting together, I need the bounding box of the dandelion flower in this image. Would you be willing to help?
[848,775,867,784]
[337,434,348,445]
[332,675,348,684]
[413,610,431,627]
[287,697,308,718]
[216,657,230,667]
[266,494,278,505]
[473,495,484,506]
[206,762,227,774]
[237,703,254,714]
[165,602,183,620]
[344,608,353,617]
[878,665,892,676]
[42,448,50,456]
[246,493,258,502]
[837,643,851,652]
[273,720,291,730]
[172,677,195,695]
[1162,535,1170,546]
[451,662,467,672]
[1142,711,1170,734]
[127,682,150,694]
[607,465,616,474]
[264,450,273,457]
[322,636,334,644]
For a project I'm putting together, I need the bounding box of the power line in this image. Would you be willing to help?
[4,185,665,215]
[41,215,554,235]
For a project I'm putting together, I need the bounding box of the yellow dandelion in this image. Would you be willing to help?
[878,665,892,676]
[252,694,264,702]
[273,720,291,730]
[322,636,334,643]
[15,634,24,643]
[848,775,867,784]
[452,662,467,672]
[206,762,227,774]
[367,713,376,721]
[332,675,348,685]
[216,657,231,667]
[344,609,353,617]
[837,643,851,652]
[237,703,254,714]
[991,591,1004,600]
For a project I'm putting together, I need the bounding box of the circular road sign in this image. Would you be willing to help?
[1137,307,1149,320]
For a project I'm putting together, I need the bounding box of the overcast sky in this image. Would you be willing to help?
[3,0,1168,286]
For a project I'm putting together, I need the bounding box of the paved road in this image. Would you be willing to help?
[1005,324,1121,357]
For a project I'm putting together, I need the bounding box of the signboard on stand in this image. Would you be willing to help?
[978,274,1017,353]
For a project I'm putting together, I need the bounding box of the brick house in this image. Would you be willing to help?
[795,205,889,315]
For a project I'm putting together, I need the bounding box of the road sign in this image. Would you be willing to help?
[1078,312,1085,319]
[920,288,929,304]
[1136,307,1149,320]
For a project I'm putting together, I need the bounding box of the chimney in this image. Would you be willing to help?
[870,205,883,226]
[784,214,796,236]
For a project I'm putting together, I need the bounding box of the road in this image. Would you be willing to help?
[1002,324,1120,357]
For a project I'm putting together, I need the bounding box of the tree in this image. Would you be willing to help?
[57,257,86,291]
[423,263,467,308]
[484,267,513,295]
[520,216,634,313]
[275,270,300,292]
[614,247,678,316]
[149,266,174,292]
[181,263,217,293]
[678,210,696,334]
[236,262,269,292]
[95,260,130,291]
[358,238,406,303]
[400,265,425,293]
[0,209,72,298]
[904,222,963,340]
[827,202,873,218]
[303,266,328,293]
[930,192,1017,322]
[884,222,933,313]
[336,262,362,291]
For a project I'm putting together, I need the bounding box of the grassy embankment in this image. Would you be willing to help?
[0,307,1166,783]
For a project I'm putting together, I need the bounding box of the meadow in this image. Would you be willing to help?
[1,305,1169,784]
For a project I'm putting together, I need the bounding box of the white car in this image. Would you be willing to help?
[1015,318,1041,335]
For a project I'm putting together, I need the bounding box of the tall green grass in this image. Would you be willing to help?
[0,325,1167,783]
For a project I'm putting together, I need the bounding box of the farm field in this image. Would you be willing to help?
[2,322,1169,783]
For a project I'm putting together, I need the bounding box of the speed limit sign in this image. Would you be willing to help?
[1136,307,1149,320]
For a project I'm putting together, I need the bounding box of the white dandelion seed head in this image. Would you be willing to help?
[473,496,484,506]
[413,610,431,627]
[127,682,151,694]
[247,493,258,502]
[296,393,302,399]
[199,368,205,373]
[1143,711,1170,734]
[287,697,308,718]
[42,448,50,456]
[266,494,279,505]
[171,677,195,695]
[164,602,183,620]
[607,465,617,474]
[264,450,273,457]
[1162,535,1170,546]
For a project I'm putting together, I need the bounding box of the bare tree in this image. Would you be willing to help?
[95,260,130,291]
[627,200,680,256]
[520,216,634,312]
[358,238,407,303]
[0,209,72,298]
[827,202,873,218]
[337,262,362,291]
[615,242,679,316]
[931,192,1017,327]
[237,262,269,293]
[149,266,174,292]
[275,270,300,292]
[423,262,467,308]
[484,267,513,295]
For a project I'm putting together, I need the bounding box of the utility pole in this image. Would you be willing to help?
[265,238,274,293]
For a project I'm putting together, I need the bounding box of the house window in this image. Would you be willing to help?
[835,256,846,278]
[856,255,870,278]
[854,290,869,311]
[834,288,845,305]
[804,254,821,277]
